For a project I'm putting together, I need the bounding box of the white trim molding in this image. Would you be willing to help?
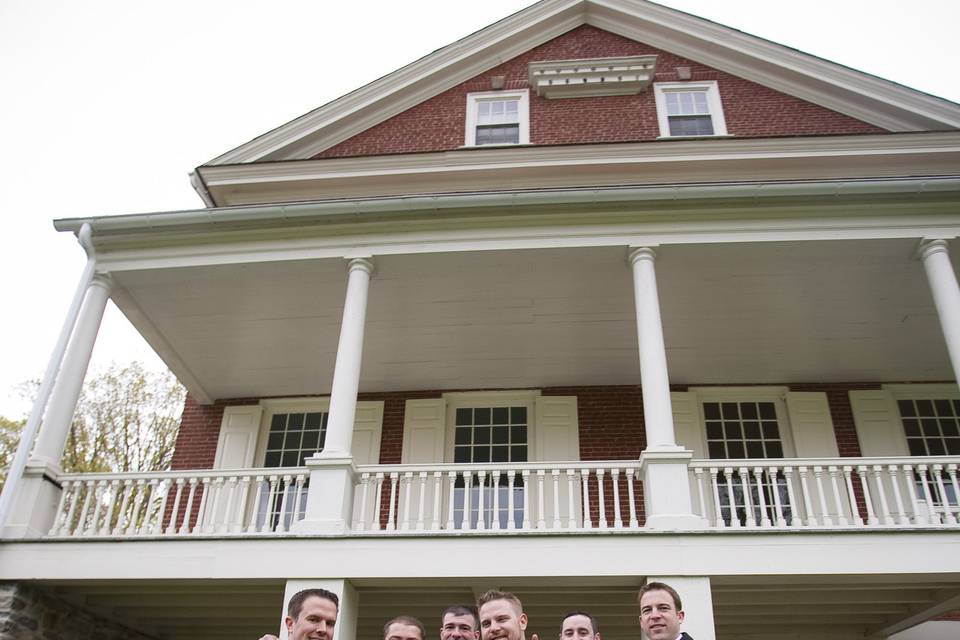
[528,55,657,98]
[464,89,530,146]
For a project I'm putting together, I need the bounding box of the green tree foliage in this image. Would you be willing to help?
[2,362,185,488]
[0,416,25,491]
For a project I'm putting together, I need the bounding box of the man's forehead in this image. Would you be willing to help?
[639,590,673,607]
[480,598,521,617]
[561,615,593,631]
[388,623,423,637]
[444,613,476,626]
[302,595,337,611]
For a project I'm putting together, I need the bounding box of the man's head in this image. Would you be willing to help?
[285,588,340,640]
[637,583,684,640]
[559,611,599,640]
[441,605,480,640]
[477,591,527,640]
[385,616,426,640]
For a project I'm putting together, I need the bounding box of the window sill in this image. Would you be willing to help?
[459,143,536,150]
[656,134,735,141]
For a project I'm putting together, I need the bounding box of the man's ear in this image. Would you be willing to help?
[519,614,528,631]
[473,631,480,640]
[677,611,685,625]
[285,616,296,633]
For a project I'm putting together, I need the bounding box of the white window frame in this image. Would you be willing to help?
[654,81,728,138]
[464,89,530,147]
[691,386,797,458]
[443,390,540,462]
[885,383,960,456]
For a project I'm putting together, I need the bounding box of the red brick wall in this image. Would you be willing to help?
[316,25,883,159]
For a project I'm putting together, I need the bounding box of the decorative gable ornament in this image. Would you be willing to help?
[528,55,657,98]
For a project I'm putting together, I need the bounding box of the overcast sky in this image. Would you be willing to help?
[1,0,958,418]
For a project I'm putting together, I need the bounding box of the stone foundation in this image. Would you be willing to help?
[0,583,157,640]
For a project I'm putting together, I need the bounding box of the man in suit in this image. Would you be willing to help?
[638,582,692,640]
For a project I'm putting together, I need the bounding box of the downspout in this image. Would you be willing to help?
[0,223,97,529]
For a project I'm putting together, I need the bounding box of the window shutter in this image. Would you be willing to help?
[849,390,909,456]
[351,401,384,465]
[534,396,580,462]
[401,398,447,463]
[671,391,705,457]
[212,405,263,469]
[785,392,838,458]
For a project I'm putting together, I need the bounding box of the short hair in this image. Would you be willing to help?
[478,590,523,613]
[288,588,339,619]
[637,582,682,611]
[443,605,479,630]
[560,611,599,634]
[384,615,426,640]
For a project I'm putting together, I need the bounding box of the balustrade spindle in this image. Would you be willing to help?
[260,476,278,534]
[769,468,786,527]
[416,472,428,531]
[521,470,531,530]
[596,469,607,529]
[462,471,473,531]
[812,467,832,527]
[491,470,502,531]
[60,481,80,536]
[611,469,623,529]
[626,467,639,529]
[476,471,487,531]
[431,472,442,530]
[842,466,864,527]
[751,468,769,527]
[178,479,198,534]
[900,464,921,524]
[86,481,105,535]
[739,468,756,528]
[165,479,184,535]
[125,479,146,536]
[145,479,164,535]
[552,469,563,529]
[933,465,956,525]
[276,475,293,533]
[48,481,70,536]
[400,472,413,531]
[508,471,517,530]
[693,468,707,525]
[871,466,893,525]
[247,477,265,533]
[292,475,306,525]
[194,477,211,534]
[856,466,878,526]
[112,480,134,535]
[536,470,546,530]
[208,478,225,534]
[581,470,592,529]
[723,468,740,528]
[445,472,456,531]
[567,469,579,529]
[96,480,117,535]
[798,467,817,527]
[355,474,370,530]
[374,472,386,531]
[783,467,800,527]
[827,466,847,526]
[916,465,940,525]
[887,465,910,526]
[222,477,240,533]
[387,472,399,531]
[948,465,960,521]
[709,468,724,528]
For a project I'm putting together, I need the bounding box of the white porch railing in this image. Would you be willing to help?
[351,461,643,532]
[689,457,960,529]
[49,467,309,537]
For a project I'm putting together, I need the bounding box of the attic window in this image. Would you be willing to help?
[465,90,530,146]
[654,81,728,138]
[528,55,657,98]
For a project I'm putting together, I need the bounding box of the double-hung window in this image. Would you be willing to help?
[465,90,530,146]
[894,392,960,512]
[654,81,727,138]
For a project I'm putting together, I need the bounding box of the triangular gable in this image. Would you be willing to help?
[205,0,960,166]
[315,24,883,160]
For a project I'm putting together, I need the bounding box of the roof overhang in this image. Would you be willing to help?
[202,0,960,169]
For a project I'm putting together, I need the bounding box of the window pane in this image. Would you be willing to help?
[454,446,471,463]
[903,419,920,437]
[287,413,304,430]
[743,421,761,439]
[907,438,927,456]
[456,408,472,426]
[746,442,765,458]
[916,400,934,415]
[759,403,777,420]
[722,403,739,419]
[281,450,299,467]
[511,424,527,443]
[474,426,491,445]
[765,441,784,458]
[265,451,281,467]
[708,441,726,458]
[705,421,723,440]
[511,407,527,423]
[934,399,952,415]
[947,439,960,455]
[703,403,721,420]
[270,414,286,432]
[740,403,758,419]
[305,412,324,429]
[727,441,745,458]
[898,399,916,417]
[476,124,520,145]
[455,426,471,445]
[491,446,509,463]
[492,426,509,445]
[922,419,940,436]
[301,430,320,451]
[267,432,284,450]
[724,422,742,439]
[474,408,491,425]
[473,448,490,463]
[492,407,509,424]
[928,439,946,456]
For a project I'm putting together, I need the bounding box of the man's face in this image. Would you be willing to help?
[479,599,527,640]
[285,596,338,640]
[386,622,424,640]
[560,615,598,640]
[442,613,479,640]
[639,590,684,640]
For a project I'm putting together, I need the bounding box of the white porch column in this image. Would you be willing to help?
[643,576,715,640]
[295,257,373,534]
[278,579,358,640]
[629,247,678,450]
[4,274,111,537]
[919,239,960,386]
[322,257,374,458]
[629,248,703,530]
[32,274,112,467]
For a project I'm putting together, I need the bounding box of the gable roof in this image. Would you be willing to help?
[202,0,960,167]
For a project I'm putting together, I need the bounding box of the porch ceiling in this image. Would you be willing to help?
[110,238,958,402]
[43,574,960,640]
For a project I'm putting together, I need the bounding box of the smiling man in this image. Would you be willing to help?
[478,590,528,640]
[559,612,600,640]
[385,616,427,640]
[442,605,480,640]
[638,583,691,640]
[259,587,339,640]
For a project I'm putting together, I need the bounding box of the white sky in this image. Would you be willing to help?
[0,0,957,418]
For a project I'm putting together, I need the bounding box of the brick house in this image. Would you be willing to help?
[2,1,960,640]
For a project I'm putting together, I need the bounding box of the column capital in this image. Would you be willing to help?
[89,273,113,290]
[627,246,657,265]
[346,257,375,276]
[917,238,951,261]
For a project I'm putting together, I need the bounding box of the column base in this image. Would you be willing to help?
[290,456,357,535]
[640,449,707,531]
[3,461,62,538]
